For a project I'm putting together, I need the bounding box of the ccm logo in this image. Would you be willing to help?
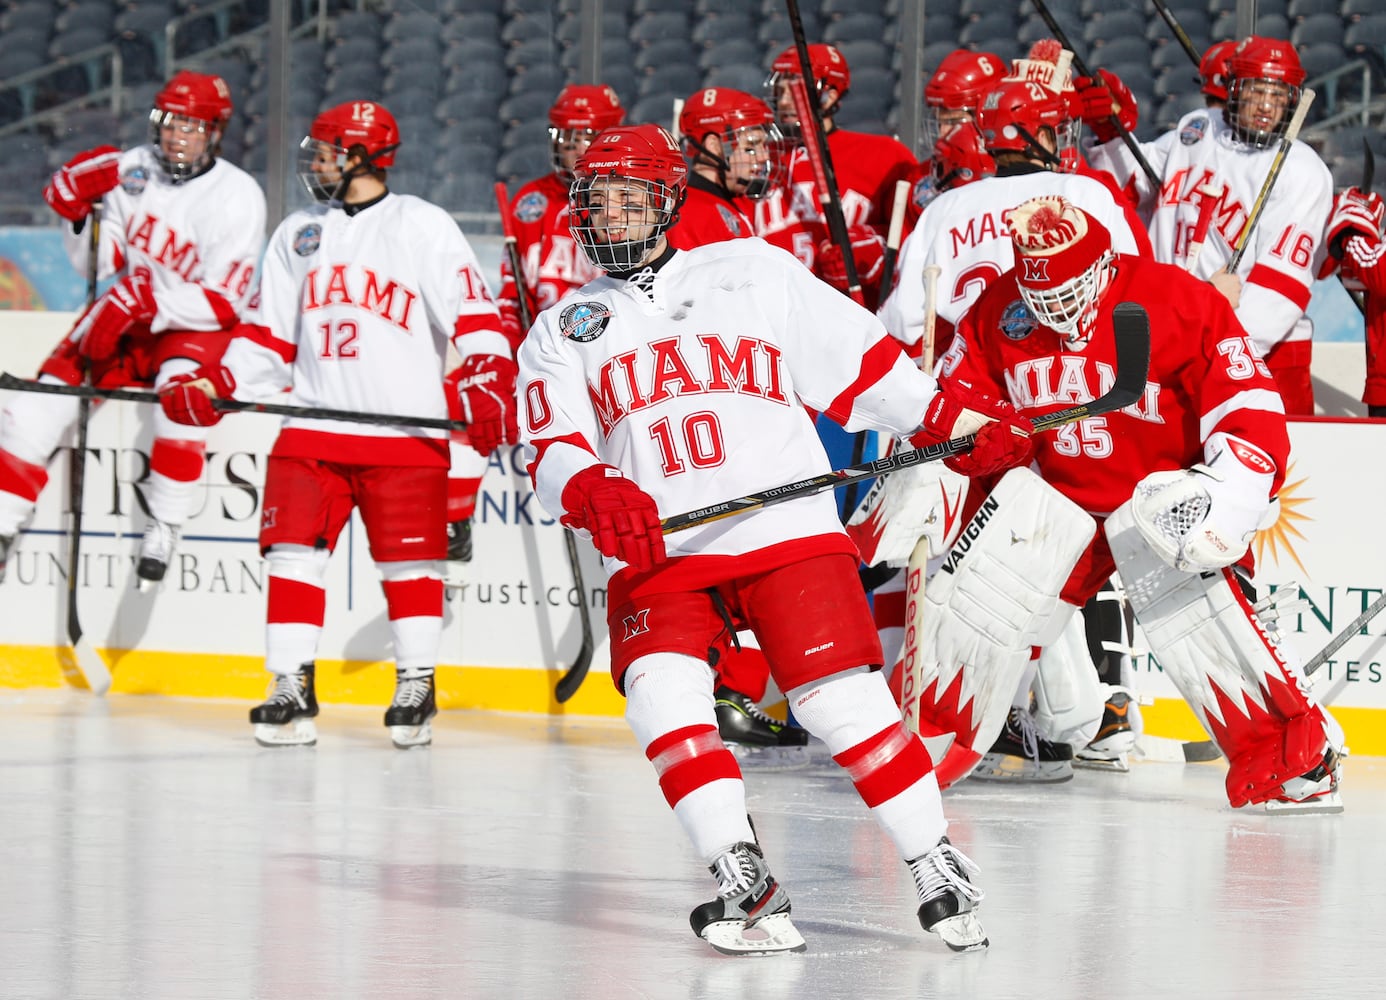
[1230,440,1275,475]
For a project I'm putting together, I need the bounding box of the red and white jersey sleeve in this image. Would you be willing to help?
[518,238,940,584]
[880,170,1152,352]
[945,253,1289,515]
[63,146,265,333]
[223,193,497,467]
[667,178,753,249]
[500,172,604,320]
[1088,110,1332,355]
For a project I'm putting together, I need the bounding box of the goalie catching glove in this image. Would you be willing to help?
[914,379,1034,478]
[561,464,666,572]
[159,365,236,426]
[453,353,519,456]
[44,145,122,223]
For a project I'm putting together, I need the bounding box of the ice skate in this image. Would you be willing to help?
[973,705,1074,783]
[385,669,436,748]
[443,519,472,590]
[909,837,988,952]
[1075,690,1136,773]
[135,519,180,591]
[689,841,806,956]
[1265,748,1345,815]
[249,664,318,747]
[714,686,810,768]
[0,533,12,584]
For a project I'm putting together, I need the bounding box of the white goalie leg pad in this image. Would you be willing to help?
[1106,501,1342,807]
[1032,604,1106,752]
[914,467,1097,766]
[846,444,970,567]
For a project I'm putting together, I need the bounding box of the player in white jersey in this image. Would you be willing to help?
[519,123,1034,955]
[0,71,264,588]
[159,101,514,749]
[880,78,1152,362]
[1084,36,1332,414]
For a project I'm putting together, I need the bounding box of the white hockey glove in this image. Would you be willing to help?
[1130,433,1278,573]
[845,441,970,567]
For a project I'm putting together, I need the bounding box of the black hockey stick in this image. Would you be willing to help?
[63,205,112,695]
[494,180,597,701]
[0,374,467,432]
[662,302,1151,534]
[1150,0,1202,68]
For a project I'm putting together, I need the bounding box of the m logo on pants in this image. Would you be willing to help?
[622,608,652,639]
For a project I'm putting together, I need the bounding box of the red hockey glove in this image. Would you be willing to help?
[816,225,886,291]
[1070,70,1138,144]
[561,465,666,571]
[454,353,519,456]
[79,269,156,362]
[44,145,121,223]
[915,380,1034,478]
[159,365,236,427]
[498,300,525,347]
[1326,186,1384,258]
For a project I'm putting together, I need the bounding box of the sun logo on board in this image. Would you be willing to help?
[1253,463,1311,577]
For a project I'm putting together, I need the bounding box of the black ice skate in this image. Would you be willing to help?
[689,841,806,956]
[909,836,988,952]
[135,519,180,591]
[0,533,12,584]
[714,686,810,767]
[1265,747,1345,815]
[446,518,473,563]
[973,705,1074,783]
[249,664,318,747]
[385,669,437,748]
[1076,690,1137,773]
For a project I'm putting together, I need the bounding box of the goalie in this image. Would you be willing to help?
[905,195,1343,812]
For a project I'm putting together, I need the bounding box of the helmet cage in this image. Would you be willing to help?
[1018,252,1115,345]
[1225,76,1300,150]
[1011,196,1115,346]
[550,126,602,184]
[297,135,354,204]
[148,110,219,181]
[569,174,683,272]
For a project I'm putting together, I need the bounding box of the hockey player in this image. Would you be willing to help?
[757,43,917,308]
[1200,38,1238,108]
[0,70,264,588]
[158,101,515,749]
[1085,36,1332,414]
[518,124,1034,954]
[1318,186,1386,415]
[915,195,1344,811]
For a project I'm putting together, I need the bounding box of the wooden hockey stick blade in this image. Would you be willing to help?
[0,373,465,432]
[554,529,596,703]
[59,631,111,696]
[661,302,1151,534]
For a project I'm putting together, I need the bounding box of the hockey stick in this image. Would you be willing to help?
[494,181,596,701]
[662,302,1151,534]
[62,204,112,695]
[1150,0,1202,68]
[1026,0,1161,190]
[921,264,941,373]
[1225,89,1315,273]
[1183,182,1224,274]
[0,374,467,432]
[879,179,911,301]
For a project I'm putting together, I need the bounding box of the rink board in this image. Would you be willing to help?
[2,316,1384,752]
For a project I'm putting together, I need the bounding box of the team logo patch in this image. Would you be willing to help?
[1020,257,1050,282]
[912,175,939,211]
[1000,299,1037,340]
[716,203,747,236]
[293,223,322,257]
[1179,115,1208,146]
[515,190,548,224]
[621,609,652,639]
[559,300,612,342]
[119,166,149,195]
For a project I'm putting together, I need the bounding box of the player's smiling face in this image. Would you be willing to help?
[584,177,661,244]
[1235,79,1290,134]
[157,114,211,169]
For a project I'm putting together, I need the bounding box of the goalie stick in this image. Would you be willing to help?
[494,181,595,702]
[662,302,1151,534]
[62,205,112,695]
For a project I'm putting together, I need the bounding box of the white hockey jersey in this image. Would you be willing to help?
[518,238,942,586]
[879,168,1151,354]
[1086,109,1332,353]
[63,146,265,332]
[224,192,507,466]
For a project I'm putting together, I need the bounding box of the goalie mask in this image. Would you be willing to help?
[922,48,1006,150]
[1225,36,1304,150]
[678,87,786,200]
[1010,196,1115,347]
[765,43,851,136]
[149,70,233,182]
[569,124,688,273]
[299,100,400,205]
[549,84,625,185]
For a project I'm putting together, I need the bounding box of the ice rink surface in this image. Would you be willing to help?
[1,689,1382,1000]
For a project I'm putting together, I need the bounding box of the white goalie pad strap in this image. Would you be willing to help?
[1032,604,1106,750]
[914,467,1097,752]
[1106,500,1329,757]
[846,444,970,567]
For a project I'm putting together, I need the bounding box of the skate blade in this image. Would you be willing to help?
[253,719,317,747]
[1264,790,1344,815]
[928,911,989,952]
[1074,752,1130,773]
[1085,732,1136,756]
[443,570,466,592]
[727,743,810,769]
[390,721,433,749]
[700,912,807,956]
[971,752,1073,784]
[133,575,159,593]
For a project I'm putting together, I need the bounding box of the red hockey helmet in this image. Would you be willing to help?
[1225,36,1305,148]
[976,79,1071,164]
[1010,195,1115,346]
[766,43,851,130]
[930,120,996,192]
[299,101,400,203]
[549,84,625,183]
[148,70,234,180]
[569,124,688,271]
[678,87,785,199]
[1199,39,1237,103]
[922,49,1006,148]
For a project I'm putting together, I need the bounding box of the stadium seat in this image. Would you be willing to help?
[1291,14,1346,49]
[1343,17,1386,64]
[1085,11,1149,47]
[698,39,762,73]
[824,14,888,46]
[630,12,690,46]
[701,63,770,96]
